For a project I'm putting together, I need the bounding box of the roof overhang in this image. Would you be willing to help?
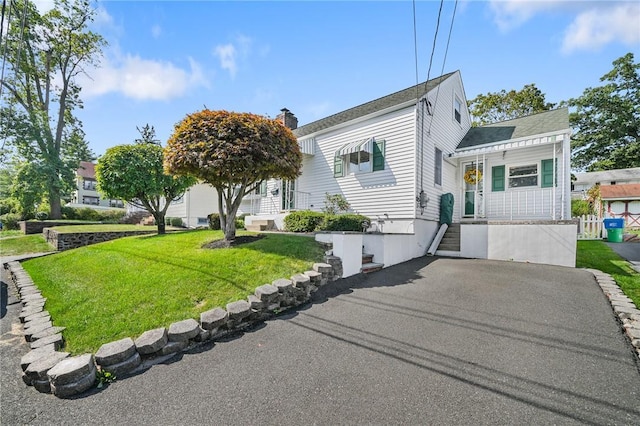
[450,128,571,159]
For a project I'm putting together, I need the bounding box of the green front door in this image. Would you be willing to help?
[463,162,483,217]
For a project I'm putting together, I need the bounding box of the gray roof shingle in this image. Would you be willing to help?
[457,107,570,150]
[293,72,456,138]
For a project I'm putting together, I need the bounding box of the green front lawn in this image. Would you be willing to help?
[21,230,323,354]
[0,234,54,256]
[576,240,640,307]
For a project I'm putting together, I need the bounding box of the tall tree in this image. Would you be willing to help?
[468,83,556,126]
[95,127,196,235]
[164,110,302,241]
[570,53,640,171]
[0,0,104,219]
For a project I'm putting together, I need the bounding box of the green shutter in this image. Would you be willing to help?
[541,159,556,188]
[334,155,344,177]
[492,165,505,192]
[372,140,385,171]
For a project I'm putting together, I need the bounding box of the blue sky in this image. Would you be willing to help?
[38,1,640,157]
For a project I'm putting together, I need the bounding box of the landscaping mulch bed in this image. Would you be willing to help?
[202,234,265,249]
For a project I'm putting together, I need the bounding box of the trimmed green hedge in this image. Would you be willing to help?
[284,211,325,232]
[284,210,370,232]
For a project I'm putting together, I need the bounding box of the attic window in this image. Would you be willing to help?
[454,97,462,124]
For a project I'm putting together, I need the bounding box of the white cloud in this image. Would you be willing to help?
[562,3,640,53]
[81,53,210,101]
[489,0,561,32]
[488,1,640,53]
[151,24,162,39]
[213,34,255,78]
[214,44,238,78]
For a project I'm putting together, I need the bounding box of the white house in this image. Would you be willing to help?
[165,183,219,228]
[176,71,576,269]
[67,161,126,211]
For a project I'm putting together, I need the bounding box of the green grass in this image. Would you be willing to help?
[0,230,24,239]
[21,230,324,354]
[0,234,54,256]
[576,240,640,307]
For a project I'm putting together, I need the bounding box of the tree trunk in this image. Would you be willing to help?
[49,186,62,219]
[155,213,166,235]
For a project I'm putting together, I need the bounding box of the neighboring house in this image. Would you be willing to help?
[600,183,640,228]
[67,161,125,211]
[245,71,574,270]
[572,167,640,199]
[165,183,219,228]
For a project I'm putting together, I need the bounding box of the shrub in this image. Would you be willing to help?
[322,193,350,215]
[207,213,221,230]
[61,206,78,220]
[235,216,245,230]
[317,214,370,232]
[572,199,594,217]
[0,213,21,230]
[35,211,49,221]
[74,208,102,221]
[120,211,151,225]
[170,217,184,227]
[98,210,127,223]
[284,210,325,232]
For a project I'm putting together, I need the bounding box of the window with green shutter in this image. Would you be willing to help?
[492,165,505,192]
[372,139,385,171]
[541,159,556,188]
[334,155,344,177]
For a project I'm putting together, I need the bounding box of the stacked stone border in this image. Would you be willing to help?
[43,228,156,251]
[4,255,343,398]
[583,268,640,364]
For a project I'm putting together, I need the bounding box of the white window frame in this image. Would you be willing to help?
[346,149,372,174]
[508,163,538,189]
[454,96,462,124]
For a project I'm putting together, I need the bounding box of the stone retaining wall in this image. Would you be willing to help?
[5,255,344,398]
[44,229,156,251]
[20,221,101,235]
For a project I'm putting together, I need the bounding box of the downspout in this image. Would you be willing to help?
[482,153,486,218]
[552,141,556,220]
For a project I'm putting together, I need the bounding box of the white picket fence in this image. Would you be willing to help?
[576,215,605,240]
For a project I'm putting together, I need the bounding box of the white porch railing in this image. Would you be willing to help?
[576,214,603,240]
[482,188,559,220]
[246,190,310,215]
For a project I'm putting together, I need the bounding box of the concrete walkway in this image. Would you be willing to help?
[606,241,640,273]
[2,257,640,425]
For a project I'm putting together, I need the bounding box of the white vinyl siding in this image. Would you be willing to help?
[297,107,417,219]
[416,72,471,221]
[454,144,567,221]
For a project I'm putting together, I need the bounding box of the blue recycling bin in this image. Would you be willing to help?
[603,218,624,243]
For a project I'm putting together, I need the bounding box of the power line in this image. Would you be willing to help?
[427,0,458,137]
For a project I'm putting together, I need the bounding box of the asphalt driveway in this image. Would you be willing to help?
[2,257,640,425]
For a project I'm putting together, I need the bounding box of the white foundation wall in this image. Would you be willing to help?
[316,219,439,277]
[460,223,577,267]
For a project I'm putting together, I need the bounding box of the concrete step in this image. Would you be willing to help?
[362,253,374,264]
[438,243,460,251]
[251,219,274,226]
[361,262,384,274]
[245,224,267,232]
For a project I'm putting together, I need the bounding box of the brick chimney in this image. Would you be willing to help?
[276,108,298,130]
